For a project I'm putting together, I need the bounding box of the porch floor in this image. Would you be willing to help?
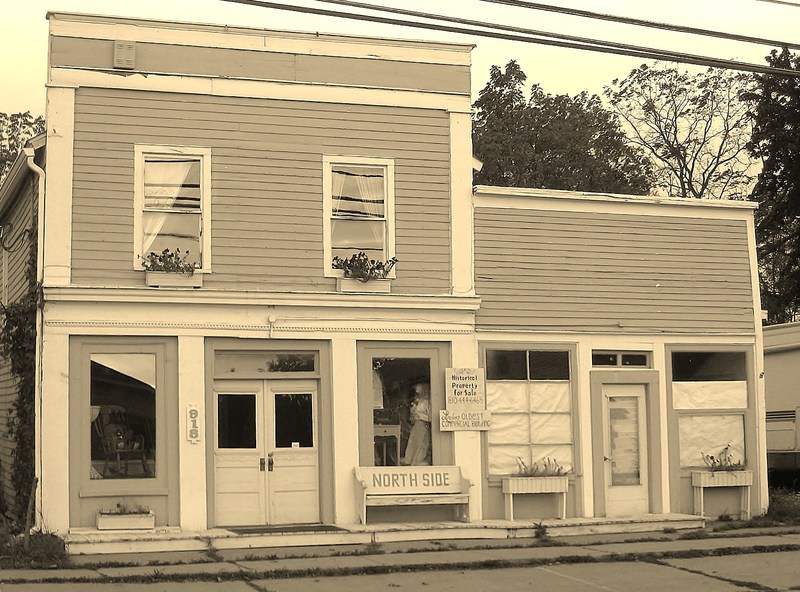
[65,513,704,555]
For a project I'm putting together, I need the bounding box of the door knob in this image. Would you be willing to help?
[604,456,613,462]
[268,456,274,472]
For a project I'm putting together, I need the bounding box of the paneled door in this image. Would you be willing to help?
[602,383,650,516]
[213,380,319,526]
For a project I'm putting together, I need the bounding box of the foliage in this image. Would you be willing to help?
[0,525,67,568]
[473,60,653,194]
[701,444,744,472]
[100,502,151,515]
[766,488,800,522]
[605,63,756,200]
[331,251,397,282]
[0,216,38,525]
[141,248,198,274]
[0,112,45,185]
[746,48,800,324]
[515,456,568,477]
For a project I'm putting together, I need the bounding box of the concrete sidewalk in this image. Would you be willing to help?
[2,525,800,585]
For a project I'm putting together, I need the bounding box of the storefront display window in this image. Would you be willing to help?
[89,354,156,479]
[371,357,431,466]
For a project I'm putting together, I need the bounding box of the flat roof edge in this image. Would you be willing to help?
[474,185,758,210]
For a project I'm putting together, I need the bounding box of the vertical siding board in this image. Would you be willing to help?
[474,207,755,334]
[70,88,451,294]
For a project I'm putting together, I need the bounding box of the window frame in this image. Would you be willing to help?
[133,144,212,273]
[481,343,579,479]
[322,155,396,279]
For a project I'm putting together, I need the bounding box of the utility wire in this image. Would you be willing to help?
[220,0,800,78]
[480,0,800,51]
[307,0,796,66]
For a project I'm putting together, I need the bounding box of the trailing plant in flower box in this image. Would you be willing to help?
[140,248,198,275]
[701,444,744,472]
[515,457,568,477]
[331,251,397,283]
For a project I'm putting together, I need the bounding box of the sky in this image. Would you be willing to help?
[2,0,799,116]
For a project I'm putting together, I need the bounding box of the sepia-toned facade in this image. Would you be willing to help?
[0,12,767,548]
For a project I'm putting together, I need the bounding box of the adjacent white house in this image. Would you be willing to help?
[0,12,767,552]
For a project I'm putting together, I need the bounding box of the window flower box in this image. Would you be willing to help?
[501,476,570,520]
[502,475,570,495]
[691,470,752,488]
[145,271,202,288]
[96,510,155,531]
[336,277,391,293]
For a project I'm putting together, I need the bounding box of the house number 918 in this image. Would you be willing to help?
[187,405,201,444]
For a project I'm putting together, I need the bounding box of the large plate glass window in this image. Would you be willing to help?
[323,156,395,276]
[485,348,574,475]
[671,351,749,468]
[134,145,212,272]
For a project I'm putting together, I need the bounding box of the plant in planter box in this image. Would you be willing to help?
[96,502,155,530]
[140,248,198,275]
[332,251,397,283]
[515,457,568,477]
[701,444,744,472]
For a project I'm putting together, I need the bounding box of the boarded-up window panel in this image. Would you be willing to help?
[487,413,529,445]
[530,413,572,444]
[678,414,745,467]
[529,382,571,413]
[673,381,748,410]
[486,382,528,413]
[530,444,573,472]
[488,444,529,475]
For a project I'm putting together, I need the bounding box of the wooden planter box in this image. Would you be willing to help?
[502,476,570,494]
[691,470,753,488]
[691,470,753,520]
[145,271,202,288]
[336,277,391,293]
[96,511,155,531]
[501,476,569,520]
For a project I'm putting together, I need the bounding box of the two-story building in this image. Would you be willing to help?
[0,12,767,552]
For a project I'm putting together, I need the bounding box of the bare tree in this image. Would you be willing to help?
[605,64,756,199]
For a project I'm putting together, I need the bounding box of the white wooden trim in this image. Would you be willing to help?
[48,13,473,65]
[474,186,757,221]
[133,145,212,273]
[48,68,473,114]
[322,155,396,280]
[178,336,208,530]
[450,112,474,296]
[43,87,75,287]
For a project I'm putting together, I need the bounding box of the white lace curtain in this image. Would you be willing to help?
[331,165,385,257]
[142,158,199,257]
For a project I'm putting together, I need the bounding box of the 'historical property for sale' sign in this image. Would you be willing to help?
[440,367,491,431]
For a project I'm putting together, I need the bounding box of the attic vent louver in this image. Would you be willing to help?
[113,41,136,70]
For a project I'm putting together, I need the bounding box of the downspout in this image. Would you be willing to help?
[23,147,45,530]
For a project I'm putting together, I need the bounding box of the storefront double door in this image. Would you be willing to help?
[213,379,319,526]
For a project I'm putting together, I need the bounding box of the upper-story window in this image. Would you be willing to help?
[323,156,395,277]
[134,145,212,272]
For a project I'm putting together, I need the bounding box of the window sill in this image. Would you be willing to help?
[145,271,203,288]
[336,277,392,293]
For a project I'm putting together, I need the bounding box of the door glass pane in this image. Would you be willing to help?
[609,396,640,486]
[218,394,256,449]
[372,357,431,466]
[275,393,313,448]
[90,354,156,479]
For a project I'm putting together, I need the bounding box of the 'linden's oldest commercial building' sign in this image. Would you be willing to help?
[439,368,491,431]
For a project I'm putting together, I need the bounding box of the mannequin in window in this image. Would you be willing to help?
[402,382,432,465]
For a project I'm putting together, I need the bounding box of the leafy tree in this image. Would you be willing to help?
[605,64,756,200]
[746,48,800,324]
[473,60,653,194]
[0,112,45,185]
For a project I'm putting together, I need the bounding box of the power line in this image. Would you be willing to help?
[480,0,800,51]
[220,0,800,78]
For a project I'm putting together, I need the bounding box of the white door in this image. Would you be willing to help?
[603,383,649,516]
[213,380,319,526]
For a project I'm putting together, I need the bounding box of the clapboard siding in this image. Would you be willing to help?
[51,36,471,95]
[474,207,755,334]
[0,359,16,514]
[70,88,452,293]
